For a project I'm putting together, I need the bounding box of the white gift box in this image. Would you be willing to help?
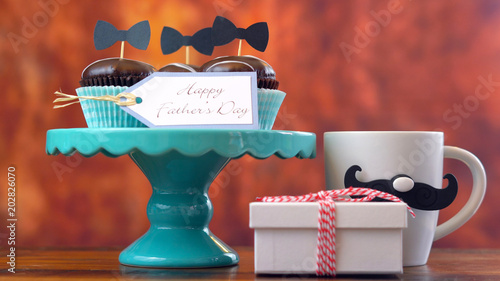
[250,202,408,275]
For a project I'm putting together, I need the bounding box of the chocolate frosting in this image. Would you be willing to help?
[200,55,279,89]
[158,63,200,73]
[202,60,254,72]
[80,58,156,87]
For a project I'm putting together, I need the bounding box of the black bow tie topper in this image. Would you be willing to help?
[93,20,151,58]
[160,27,214,65]
[93,17,269,62]
[211,16,269,55]
[344,165,458,211]
[160,17,269,63]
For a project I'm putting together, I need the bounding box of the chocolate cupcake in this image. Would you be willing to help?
[77,58,156,128]
[80,58,156,86]
[201,55,285,130]
[200,55,279,89]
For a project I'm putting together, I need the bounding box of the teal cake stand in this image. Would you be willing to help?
[46,128,316,268]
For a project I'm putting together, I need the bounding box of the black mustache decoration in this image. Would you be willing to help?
[94,20,151,51]
[160,27,214,56]
[344,165,458,211]
[211,16,269,52]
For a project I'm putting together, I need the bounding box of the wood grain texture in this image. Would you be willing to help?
[1,0,500,249]
[1,248,500,280]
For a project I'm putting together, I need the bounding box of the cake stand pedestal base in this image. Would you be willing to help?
[119,150,238,267]
[119,228,237,268]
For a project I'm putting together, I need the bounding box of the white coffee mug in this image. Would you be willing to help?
[324,131,486,266]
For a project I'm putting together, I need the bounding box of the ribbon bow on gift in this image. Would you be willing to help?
[94,20,151,50]
[160,27,214,56]
[211,16,269,52]
[257,187,414,276]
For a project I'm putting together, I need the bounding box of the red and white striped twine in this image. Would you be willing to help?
[257,187,414,276]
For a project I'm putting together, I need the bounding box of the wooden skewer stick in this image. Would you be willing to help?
[120,41,125,59]
[237,39,243,56]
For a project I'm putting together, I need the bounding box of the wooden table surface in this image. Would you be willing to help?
[1,247,499,280]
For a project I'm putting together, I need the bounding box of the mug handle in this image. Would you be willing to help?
[434,146,487,240]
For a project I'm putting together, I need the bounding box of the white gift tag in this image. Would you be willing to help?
[121,72,258,129]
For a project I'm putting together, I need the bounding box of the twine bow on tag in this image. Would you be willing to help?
[52,91,139,109]
[257,187,414,276]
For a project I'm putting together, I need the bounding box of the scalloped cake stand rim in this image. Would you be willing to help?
[46,128,317,159]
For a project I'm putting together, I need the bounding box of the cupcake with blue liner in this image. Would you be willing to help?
[74,20,155,128]
[201,55,285,130]
[257,88,286,130]
[77,58,156,128]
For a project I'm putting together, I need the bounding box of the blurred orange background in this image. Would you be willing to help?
[1,0,500,250]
